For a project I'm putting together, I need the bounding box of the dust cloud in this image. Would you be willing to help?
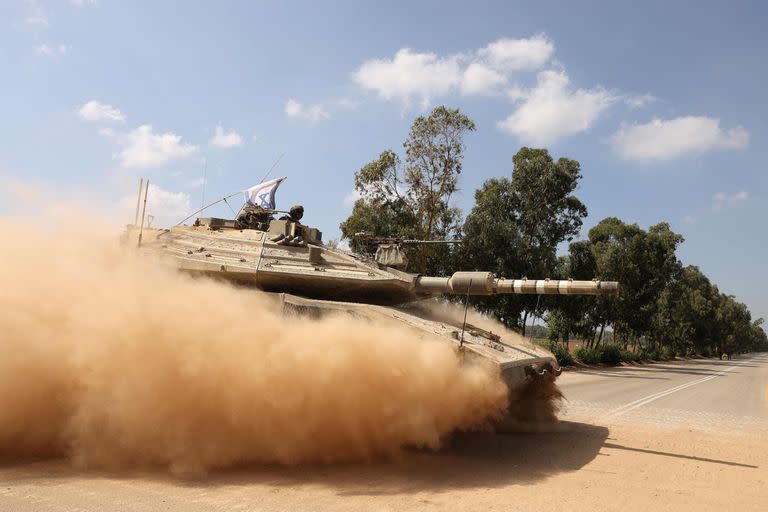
[0,219,509,475]
[411,301,563,427]
[411,300,531,346]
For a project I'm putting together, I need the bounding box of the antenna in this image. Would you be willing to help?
[133,178,144,225]
[166,153,288,230]
[137,179,150,247]
[200,157,207,212]
[259,152,285,184]
[172,191,243,228]
[459,278,472,348]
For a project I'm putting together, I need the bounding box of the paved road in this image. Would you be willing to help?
[558,352,768,430]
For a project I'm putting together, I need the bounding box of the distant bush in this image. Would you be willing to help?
[573,346,600,365]
[573,344,625,365]
[599,344,623,365]
[620,349,640,363]
[662,346,676,360]
[700,347,712,357]
[546,341,574,367]
[644,347,662,360]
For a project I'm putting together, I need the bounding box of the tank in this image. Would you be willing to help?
[125,214,618,427]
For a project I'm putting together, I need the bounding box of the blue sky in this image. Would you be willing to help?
[1,0,766,323]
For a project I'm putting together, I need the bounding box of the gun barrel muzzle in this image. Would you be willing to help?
[495,278,619,296]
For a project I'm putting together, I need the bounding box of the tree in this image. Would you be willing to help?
[340,106,475,274]
[547,241,600,346]
[588,218,684,348]
[652,265,719,355]
[710,294,768,355]
[460,148,587,333]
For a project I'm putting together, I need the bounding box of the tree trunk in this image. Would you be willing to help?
[522,310,529,337]
[597,323,606,347]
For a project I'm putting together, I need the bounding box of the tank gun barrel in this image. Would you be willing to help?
[415,271,619,297]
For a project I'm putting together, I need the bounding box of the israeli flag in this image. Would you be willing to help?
[243,176,287,209]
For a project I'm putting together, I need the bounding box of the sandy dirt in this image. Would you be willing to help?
[1,419,765,512]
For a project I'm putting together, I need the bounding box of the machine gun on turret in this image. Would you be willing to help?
[353,232,462,270]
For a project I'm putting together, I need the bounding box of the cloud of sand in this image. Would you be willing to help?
[411,300,532,346]
[0,218,508,475]
[409,300,562,427]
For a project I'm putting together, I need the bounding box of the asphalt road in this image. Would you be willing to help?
[558,352,768,430]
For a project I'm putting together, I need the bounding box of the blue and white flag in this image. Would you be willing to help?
[243,176,286,209]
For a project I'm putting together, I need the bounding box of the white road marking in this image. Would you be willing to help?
[603,362,741,419]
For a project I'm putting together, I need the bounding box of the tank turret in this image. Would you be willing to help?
[128,219,617,305]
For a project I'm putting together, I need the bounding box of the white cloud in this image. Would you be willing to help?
[284,99,302,117]
[497,70,617,144]
[682,215,697,225]
[78,100,125,123]
[120,184,191,225]
[25,15,49,28]
[23,0,49,29]
[624,93,657,109]
[209,124,243,148]
[461,63,507,96]
[70,0,98,7]
[185,177,207,188]
[477,34,554,72]
[34,44,68,57]
[713,191,748,211]
[343,189,362,207]
[612,116,750,160]
[116,125,198,169]
[505,86,527,101]
[284,99,329,123]
[352,35,554,108]
[353,48,461,108]
[146,184,191,218]
[334,97,361,109]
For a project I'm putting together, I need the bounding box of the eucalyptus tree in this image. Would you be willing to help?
[461,148,587,333]
[340,106,475,274]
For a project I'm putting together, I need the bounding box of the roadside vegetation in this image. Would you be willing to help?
[538,340,683,367]
[341,106,768,363]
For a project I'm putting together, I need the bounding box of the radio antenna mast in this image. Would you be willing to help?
[259,152,285,184]
[200,157,207,211]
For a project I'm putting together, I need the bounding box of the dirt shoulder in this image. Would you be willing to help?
[1,420,765,512]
